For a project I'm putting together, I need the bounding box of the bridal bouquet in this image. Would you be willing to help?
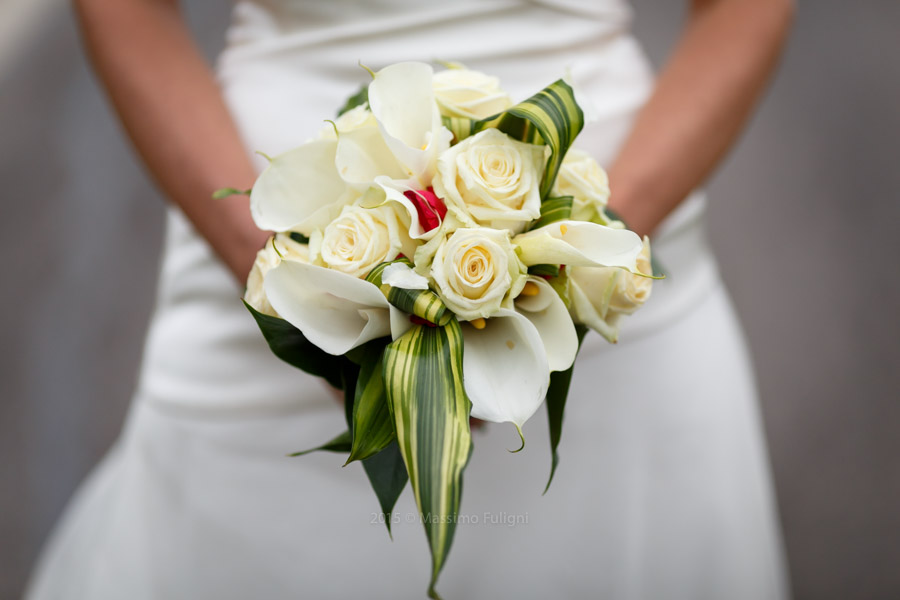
[234,62,656,598]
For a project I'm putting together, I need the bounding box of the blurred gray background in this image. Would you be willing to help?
[1,1,898,598]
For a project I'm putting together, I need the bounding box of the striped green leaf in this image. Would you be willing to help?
[544,325,588,494]
[441,115,476,144]
[366,259,452,326]
[244,301,346,390]
[383,319,472,600]
[476,79,584,200]
[528,195,573,231]
[346,345,395,464]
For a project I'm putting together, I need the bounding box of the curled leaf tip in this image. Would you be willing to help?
[507,423,526,453]
[211,187,251,200]
[323,119,339,137]
[270,236,284,259]
[358,61,376,79]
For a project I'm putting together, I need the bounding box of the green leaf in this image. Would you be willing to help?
[244,301,346,390]
[548,264,572,309]
[366,259,452,326]
[211,187,251,199]
[476,79,584,200]
[383,319,472,600]
[544,324,588,494]
[346,346,395,464]
[441,115,476,144]
[361,440,409,538]
[288,430,351,457]
[337,83,369,117]
[288,231,310,245]
[528,195,573,231]
[528,264,561,278]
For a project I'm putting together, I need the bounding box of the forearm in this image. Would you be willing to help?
[608,0,794,236]
[74,0,267,281]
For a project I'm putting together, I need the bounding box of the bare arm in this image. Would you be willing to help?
[73,0,267,282]
[607,0,794,236]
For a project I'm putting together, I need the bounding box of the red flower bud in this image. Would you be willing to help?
[403,187,447,233]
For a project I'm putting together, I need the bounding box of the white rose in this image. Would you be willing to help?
[430,227,526,321]
[245,233,310,317]
[569,236,653,342]
[555,149,610,222]
[312,204,414,279]
[433,128,545,233]
[432,68,513,120]
[315,105,377,140]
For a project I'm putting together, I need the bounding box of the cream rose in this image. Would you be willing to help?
[312,204,414,279]
[569,236,653,341]
[315,105,377,140]
[555,149,611,222]
[433,128,544,233]
[432,68,513,120]
[245,233,310,317]
[430,227,526,321]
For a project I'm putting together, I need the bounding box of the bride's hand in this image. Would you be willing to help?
[607,0,794,236]
[74,0,268,282]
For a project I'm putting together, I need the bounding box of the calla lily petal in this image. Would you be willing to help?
[514,220,643,271]
[375,177,431,240]
[334,126,407,185]
[462,309,549,427]
[569,276,621,343]
[515,277,578,372]
[368,62,452,181]
[264,261,393,355]
[250,140,349,234]
[382,262,430,290]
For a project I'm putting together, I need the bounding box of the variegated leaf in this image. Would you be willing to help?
[383,319,472,599]
[346,345,394,464]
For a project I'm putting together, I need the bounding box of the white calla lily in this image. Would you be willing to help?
[513,220,644,271]
[334,126,407,185]
[374,176,438,241]
[264,261,410,355]
[515,277,578,372]
[462,309,549,429]
[250,140,351,234]
[368,62,453,184]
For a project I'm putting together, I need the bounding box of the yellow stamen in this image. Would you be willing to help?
[560,224,568,235]
[420,143,428,150]
[520,281,540,296]
[470,318,486,330]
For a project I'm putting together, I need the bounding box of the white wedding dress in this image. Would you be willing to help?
[26,1,790,598]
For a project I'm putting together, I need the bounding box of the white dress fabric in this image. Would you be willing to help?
[26,1,790,598]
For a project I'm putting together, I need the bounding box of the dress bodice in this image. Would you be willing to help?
[217,0,653,165]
